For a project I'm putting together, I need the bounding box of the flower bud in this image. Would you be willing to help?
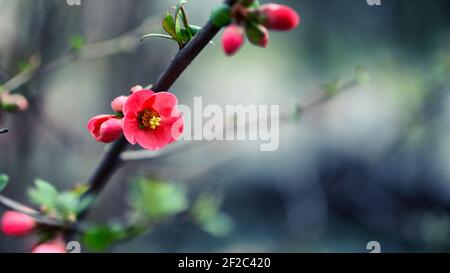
[32,241,66,253]
[260,4,300,31]
[245,22,269,48]
[111,95,128,113]
[130,85,144,93]
[222,25,245,56]
[1,211,36,236]
[0,92,29,112]
[87,114,123,143]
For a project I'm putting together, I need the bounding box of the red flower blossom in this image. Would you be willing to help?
[1,211,36,236]
[87,114,123,143]
[260,4,300,31]
[32,241,66,253]
[222,24,245,56]
[122,90,183,150]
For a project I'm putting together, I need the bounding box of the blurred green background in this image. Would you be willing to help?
[1,0,450,252]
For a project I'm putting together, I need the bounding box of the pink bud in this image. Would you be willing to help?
[130,85,144,93]
[87,114,123,143]
[0,92,29,112]
[260,4,300,31]
[222,25,245,56]
[111,95,128,113]
[32,241,66,253]
[1,211,36,236]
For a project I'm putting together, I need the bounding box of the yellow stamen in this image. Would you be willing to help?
[139,109,161,130]
[149,115,161,129]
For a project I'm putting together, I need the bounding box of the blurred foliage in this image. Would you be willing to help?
[0,174,8,193]
[28,179,92,222]
[69,35,86,51]
[82,223,128,252]
[81,178,232,252]
[129,179,188,220]
[191,193,233,237]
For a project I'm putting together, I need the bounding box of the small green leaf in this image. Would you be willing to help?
[162,13,177,39]
[141,33,176,42]
[210,4,232,28]
[18,60,31,72]
[56,192,79,217]
[0,174,9,193]
[323,79,341,96]
[189,25,201,35]
[250,0,261,8]
[129,179,188,220]
[190,194,233,237]
[82,224,126,252]
[202,213,233,237]
[28,179,59,210]
[70,35,85,51]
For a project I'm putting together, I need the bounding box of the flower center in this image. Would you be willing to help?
[139,109,161,130]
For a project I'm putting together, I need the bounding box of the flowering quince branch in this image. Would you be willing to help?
[0,0,301,252]
[80,1,237,208]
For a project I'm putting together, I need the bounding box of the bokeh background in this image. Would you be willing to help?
[1,0,450,252]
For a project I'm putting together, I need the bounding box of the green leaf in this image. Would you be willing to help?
[323,79,341,96]
[0,174,9,193]
[70,35,85,51]
[28,179,59,210]
[189,25,201,36]
[210,4,232,28]
[129,179,188,220]
[18,60,31,72]
[162,13,177,39]
[82,224,126,252]
[190,194,233,237]
[141,33,177,42]
[250,0,261,8]
[56,192,80,217]
[202,213,233,237]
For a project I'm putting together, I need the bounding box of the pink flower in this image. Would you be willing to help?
[1,211,36,236]
[122,90,183,150]
[87,114,123,143]
[222,25,245,56]
[260,4,300,31]
[32,241,66,253]
[111,95,128,113]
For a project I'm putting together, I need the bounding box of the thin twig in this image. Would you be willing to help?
[0,128,8,134]
[0,195,67,228]
[2,16,160,92]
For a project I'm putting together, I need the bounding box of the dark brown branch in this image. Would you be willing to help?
[0,194,72,229]
[79,16,225,217]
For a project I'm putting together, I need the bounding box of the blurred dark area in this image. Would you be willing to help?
[2,0,450,252]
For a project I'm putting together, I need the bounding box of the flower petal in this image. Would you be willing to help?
[123,90,154,115]
[143,92,178,117]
